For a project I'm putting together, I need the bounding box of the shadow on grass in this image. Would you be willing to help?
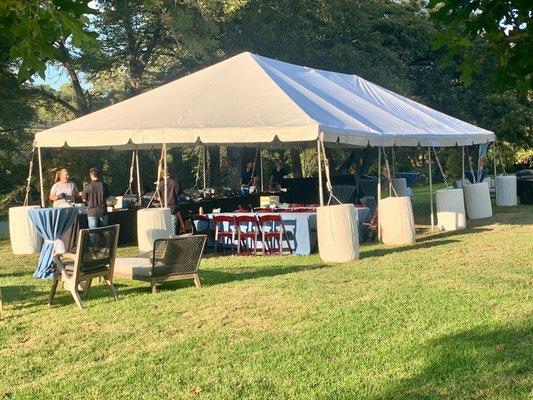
[361,239,458,259]
[416,227,491,243]
[116,263,327,295]
[374,324,532,399]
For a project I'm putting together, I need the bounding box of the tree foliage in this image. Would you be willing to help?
[429,0,532,93]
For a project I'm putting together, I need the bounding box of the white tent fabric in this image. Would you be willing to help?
[34,52,495,149]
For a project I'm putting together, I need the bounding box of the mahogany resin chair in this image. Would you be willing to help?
[257,214,292,255]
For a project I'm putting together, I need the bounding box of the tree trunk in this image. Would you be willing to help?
[290,149,303,178]
[57,42,89,116]
[227,147,244,189]
[208,146,220,186]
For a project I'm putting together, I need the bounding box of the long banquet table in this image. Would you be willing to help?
[204,206,371,255]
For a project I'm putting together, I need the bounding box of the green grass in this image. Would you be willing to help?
[1,193,532,399]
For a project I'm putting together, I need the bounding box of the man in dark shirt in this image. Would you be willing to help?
[157,169,180,234]
[240,162,255,186]
[270,160,288,190]
[82,167,110,228]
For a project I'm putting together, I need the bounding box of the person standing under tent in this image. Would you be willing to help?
[49,168,81,207]
[82,168,110,228]
[240,162,257,186]
[269,160,288,190]
[157,168,181,234]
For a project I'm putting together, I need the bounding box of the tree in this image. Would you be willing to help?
[429,0,532,93]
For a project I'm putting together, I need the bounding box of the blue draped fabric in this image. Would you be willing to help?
[28,207,78,279]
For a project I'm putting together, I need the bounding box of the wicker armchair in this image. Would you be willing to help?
[50,225,120,309]
[114,235,206,293]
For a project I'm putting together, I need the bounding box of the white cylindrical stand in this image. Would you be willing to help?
[9,206,42,254]
[463,182,492,219]
[379,196,416,245]
[137,208,173,252]
[436,188,466,231]
[392,178,408,197]
[495,175,517,206]
[317,204,359,263]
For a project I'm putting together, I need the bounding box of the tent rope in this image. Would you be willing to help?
[147,146,165,208]
[24,147,35,207]
[319,139,341,205]
[124,149,136,195]
[381,147,398,197]
[432,147,448,188]
[494,141,507,175]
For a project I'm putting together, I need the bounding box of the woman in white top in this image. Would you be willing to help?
[49,168,80,207]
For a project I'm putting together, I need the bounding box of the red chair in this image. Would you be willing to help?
[235,215,261,255]
[213,215,237,254]
[257,214,292,255]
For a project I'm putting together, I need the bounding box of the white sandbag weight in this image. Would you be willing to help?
[495,175,517,206]
[379,197,416,245]
[9,206,42,255]
[436,188,466,231]
[317,204,359,263]
[463,182,492,219]
[137,208,173,252]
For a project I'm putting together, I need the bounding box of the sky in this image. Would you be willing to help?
[33,65,90,90]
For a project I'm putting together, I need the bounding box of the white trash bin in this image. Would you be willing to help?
[436,188,466,231]
[379,197,415,245]
[463,182,492,219]
[137,208,173,252]
[495,175,517,206]
[317,204,359,263]
[9,206,42,255]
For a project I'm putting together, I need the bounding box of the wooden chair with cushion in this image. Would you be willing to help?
[114,235,207,293]
[50,225,120,309]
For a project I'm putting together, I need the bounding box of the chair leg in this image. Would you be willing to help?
[105,279,119,300]
[70,288,84,310]
[49,279,59,305]
[193,273,201,288]
[83,279,93,299]
[151,282,157,294]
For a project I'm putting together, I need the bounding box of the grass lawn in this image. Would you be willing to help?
[0,189,532,399]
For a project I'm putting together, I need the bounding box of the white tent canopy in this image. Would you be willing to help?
[34,52,495,149]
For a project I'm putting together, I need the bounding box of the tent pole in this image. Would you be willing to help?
[135,147,141,205]
[260,148,264,191]
[461,146,465,185]
[492,141,498,198]
[377,148,381,242]
[163,144,168,208]
[38,147,45,207]
[203,145,207,193]
[317,138,324,206]
[428,146,434,231]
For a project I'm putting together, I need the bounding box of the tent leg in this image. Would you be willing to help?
[377,148,381,242]
[203,145,207,193]
[461,146,465,185]
[38,147,45,207]
[428,146,434,232]
[163,144,168,208]
[492,141,498,198]
[260,148,264,192]
[135,147,141,205]
[317,139,324,206]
